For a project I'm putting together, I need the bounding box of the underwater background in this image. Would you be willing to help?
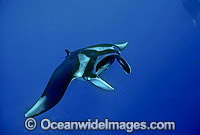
[0,0,200,134]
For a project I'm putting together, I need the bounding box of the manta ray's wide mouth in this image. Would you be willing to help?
[96,55,131,75]
[96,56,115,75]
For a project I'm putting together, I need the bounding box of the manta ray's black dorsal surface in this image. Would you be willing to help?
[25,42,131,118]
[182,0,200,25]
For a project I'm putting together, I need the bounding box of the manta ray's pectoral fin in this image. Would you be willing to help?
[90,77,114,91]
[25,61,74,118]
[25,96,47,118]
[115,56,131,74]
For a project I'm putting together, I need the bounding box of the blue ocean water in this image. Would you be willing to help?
[1,0,200,134]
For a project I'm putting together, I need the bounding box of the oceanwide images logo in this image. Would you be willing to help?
[25,118,176,133]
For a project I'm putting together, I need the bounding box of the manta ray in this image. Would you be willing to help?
[25,42,131,118]
[182,0,200,25]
